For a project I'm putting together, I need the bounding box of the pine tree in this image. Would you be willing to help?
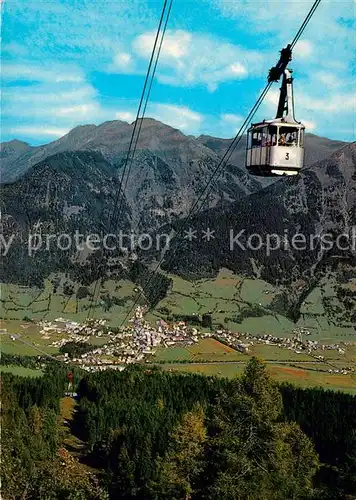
[153,404,207,499]
[202,358,319,500]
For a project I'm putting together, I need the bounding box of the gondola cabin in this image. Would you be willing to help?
[246,119,305,176]
[246,56,306,177]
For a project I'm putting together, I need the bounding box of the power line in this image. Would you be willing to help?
[118,0,322,327]
[87,0,173,319]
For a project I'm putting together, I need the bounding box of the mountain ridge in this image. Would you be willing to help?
[1,120,265,231]
[1,118,350,183]
[1,138,355,321]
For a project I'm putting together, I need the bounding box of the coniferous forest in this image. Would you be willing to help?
[1,359,355,500]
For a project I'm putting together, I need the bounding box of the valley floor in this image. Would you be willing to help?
[1,268,355,392]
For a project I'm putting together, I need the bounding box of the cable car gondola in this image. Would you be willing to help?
[246,45,305,177]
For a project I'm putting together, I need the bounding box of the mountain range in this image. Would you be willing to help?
[1,120,265,229]
[1,120,347,184]
[1,119,349,228]
[1,119,354,318]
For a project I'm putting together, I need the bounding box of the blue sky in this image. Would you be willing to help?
[1,0,355,145]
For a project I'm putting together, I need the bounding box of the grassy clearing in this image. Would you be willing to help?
[152,338,356,367]
[153,346,192,362]
[160,362,356,393]
[0,365,43,377]
[290,362,333,371]
[267,365,356,394]
[1,337,44,356]
[156,271,355,342]
[0,319,62,356]
[249,344,314,362]
[188,337,247,362]
[235,315,296,336]
[152,338,247,363]
[152,337,356,393]
[162,362,245,378]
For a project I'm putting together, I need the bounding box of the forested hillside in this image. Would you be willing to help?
[156,142,356,320]
[2,359,355,499]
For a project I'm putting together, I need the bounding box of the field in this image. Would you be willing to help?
[160,361,356,394]
[1,319,61,356]
[152,337,356,394]
[0,276,139,327]
[1,268,355,392]
[249,344,314,362]
[162,362,245,378]
[268,365,356,393]
[153,337,247,363]
[153,269,356,342]
[0,317,112,359]
[0,365,43,377]
[1,269,355,342]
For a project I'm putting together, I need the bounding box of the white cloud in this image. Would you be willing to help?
[2,78,99,121]
[298,93,355,113]
[210,0,355,140]
[115,111,136,122]
[315,71,342,88]
[260,80,354,139]
[1,63,85,83]
[210,113,245,137]
[8,126,70,137]
[2,0,354,143]
[221,113,243,124]
[302,120,317,131]
[131,29,262,90]
[113,52,134,71]
[2,58,206,140]
[211,0,354,73]
[1,65,114,141]
[112,103,203,134]
[134,30,192,61]
[294,40,313,59]
[147,103,202,132]
[114,103,246,138]
[1,41,29,56]
[56,103,101,118]
[2,0,155,69]
[2,84,97,106]
[263,81,355,116]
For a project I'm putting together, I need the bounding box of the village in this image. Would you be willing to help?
[9,306,350,376]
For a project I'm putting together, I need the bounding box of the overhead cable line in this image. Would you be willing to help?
[119,0,322,327]
[87,0,173,319]
[290,0,322,49]
[117,0,174,217]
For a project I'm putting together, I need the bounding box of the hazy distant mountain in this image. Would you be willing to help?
[0,140,259,291]
[2,118,349,228]
[2,119,220,182]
